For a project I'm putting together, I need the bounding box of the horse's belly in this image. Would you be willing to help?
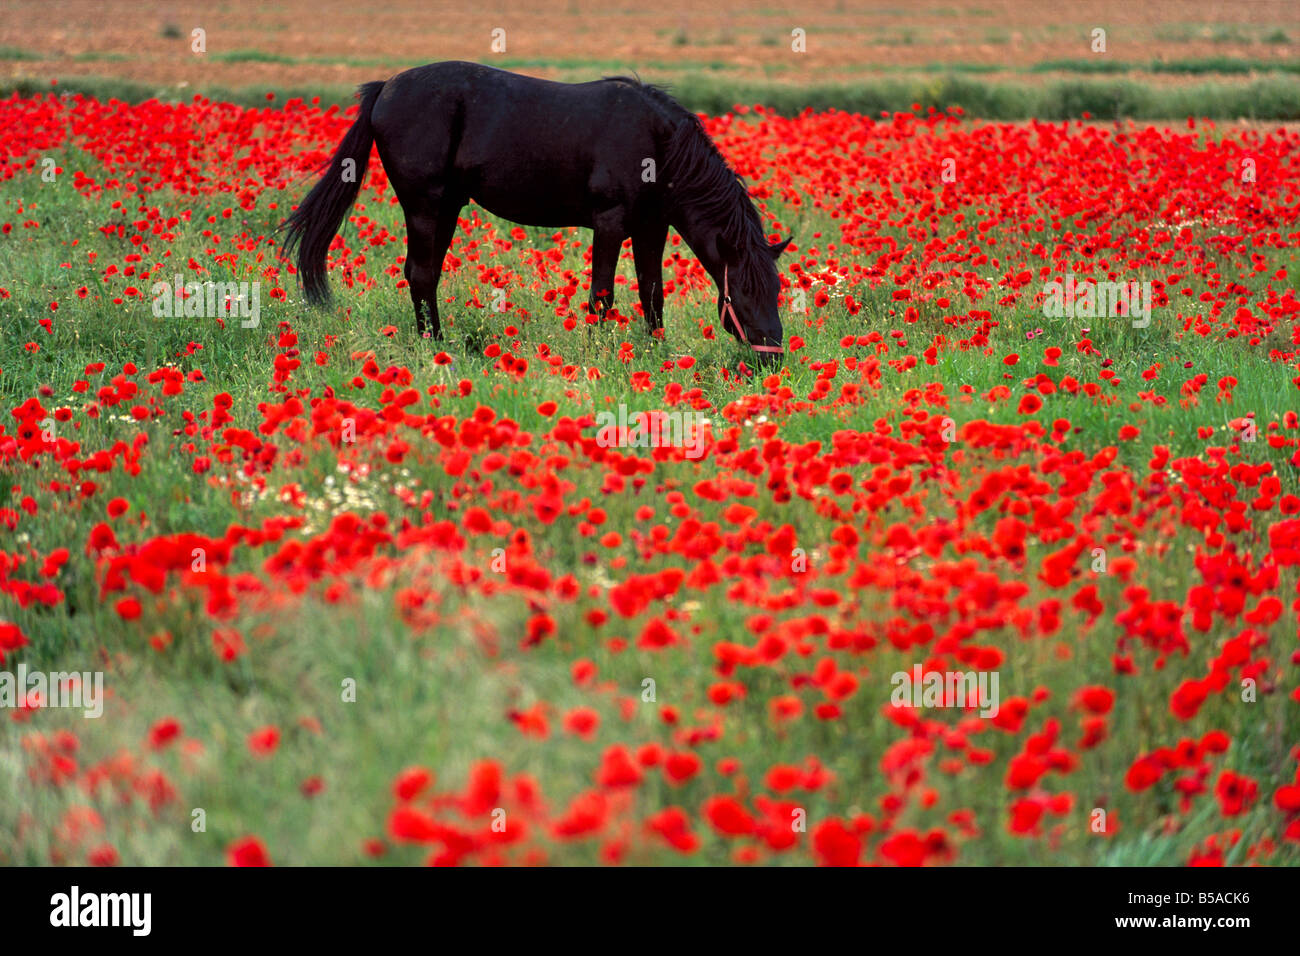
[469,182,593,229]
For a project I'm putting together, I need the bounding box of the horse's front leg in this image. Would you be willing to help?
[632,222,668,338]
[587,213,626,320]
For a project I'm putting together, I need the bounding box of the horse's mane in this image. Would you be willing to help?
[603,76,778,306]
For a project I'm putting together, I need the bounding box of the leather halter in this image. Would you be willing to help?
[722,266,784,355]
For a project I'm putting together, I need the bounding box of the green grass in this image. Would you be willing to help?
[210,49,299,65]
[0,112,1298,867]
[72,51,132,63]
[1031,56,1300,76]
[0,45,42,60]
[8,71,1300,120]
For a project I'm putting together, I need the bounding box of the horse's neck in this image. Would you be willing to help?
[669,214,723,288]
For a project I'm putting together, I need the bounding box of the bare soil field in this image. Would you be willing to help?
[2,0,1297,91]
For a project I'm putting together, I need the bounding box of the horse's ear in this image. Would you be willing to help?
[768,235,793,258]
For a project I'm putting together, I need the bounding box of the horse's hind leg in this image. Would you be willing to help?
[402,193,462,339]
[403,211,439,338]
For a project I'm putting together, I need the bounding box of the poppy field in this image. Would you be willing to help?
[1,89,1300,867]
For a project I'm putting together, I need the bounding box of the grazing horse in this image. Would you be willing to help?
[281,61,791,359]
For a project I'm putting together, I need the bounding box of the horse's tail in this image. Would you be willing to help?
[280,80,386,306]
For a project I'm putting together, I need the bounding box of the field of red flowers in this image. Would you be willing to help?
[1,88,1299,866]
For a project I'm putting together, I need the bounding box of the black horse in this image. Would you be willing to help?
[281,61,791,358]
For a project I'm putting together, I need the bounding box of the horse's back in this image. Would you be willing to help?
[372,61,638,143]
[371,62,666,228]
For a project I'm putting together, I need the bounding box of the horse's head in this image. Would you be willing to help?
[715,234,792,362]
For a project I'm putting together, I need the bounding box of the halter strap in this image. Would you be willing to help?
[722,266,784,355]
